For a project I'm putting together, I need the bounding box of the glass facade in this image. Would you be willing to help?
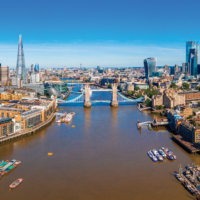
[34,63,39,73]
[186,41,199,76]
[144,57,157,78]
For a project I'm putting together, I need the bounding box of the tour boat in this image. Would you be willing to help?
[64,113,72,123]
[9,179,23,189]
[0,160,4,165]
[158,149,166,158]
[147,151,158,162]
[166,153,174,160]
[70,112,75,117]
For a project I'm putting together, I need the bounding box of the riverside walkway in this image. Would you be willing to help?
[0,113,56,144]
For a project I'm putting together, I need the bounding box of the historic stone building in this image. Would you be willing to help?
[152,89,185,108]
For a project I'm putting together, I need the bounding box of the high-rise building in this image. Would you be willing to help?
[175,64,179,72]
[144,57,157,79]
[16,35,27,85]
[164,65,168,70]
[170,67,175,75]
[63,66,66,71]
[0,64,9,82]
[182,63,190,73]
[34,63,39,73]
[30,64,34,73]
[186,41,199,76]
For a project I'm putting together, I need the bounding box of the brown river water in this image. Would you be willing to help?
[0,89,200,200]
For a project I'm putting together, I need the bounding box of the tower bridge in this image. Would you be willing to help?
[57,84,145,107]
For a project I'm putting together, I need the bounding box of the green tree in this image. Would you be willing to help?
[136,93,143,98]
[135,86,140,91]
[144,88,159,98]
[170,82,178,89]
[198,101,200,106]
[144,99,152,107]
[191,120,196,126]
[188,115,193,119]
[196,86,200,91]
[182,82,190,90]
[117,85,120,89]
[108,84,112,88]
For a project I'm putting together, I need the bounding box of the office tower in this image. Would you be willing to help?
[143,57,157,79]
[16,35,27,85]
[170,67,175,75]
[97,66,100,70]
[164,65,168,70]
[182,63,190,73]
[64,66,66,71]
[186,41,199,76]
[34,63,39,73]
[175,64,179,72]
[30,64,34,73]
[197,65,200,75]
[0,65,9,82]
[45,69,47,75]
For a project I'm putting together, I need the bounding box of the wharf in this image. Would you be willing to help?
[0,113,56,144]
[172,135,200,153]
[151,118,169,127]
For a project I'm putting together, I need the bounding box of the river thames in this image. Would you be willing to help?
[0,86,200,200]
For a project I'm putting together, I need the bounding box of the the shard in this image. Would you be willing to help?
[16,35,27,84]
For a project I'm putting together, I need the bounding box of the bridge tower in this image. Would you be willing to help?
[84,84,91,107]
[111,84,118,107]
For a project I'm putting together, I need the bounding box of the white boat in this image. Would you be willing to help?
[158,149,166,158]
[152,149,163,161]
[147,151,158,162]
[64,114,72,123]
[56,119,61,123]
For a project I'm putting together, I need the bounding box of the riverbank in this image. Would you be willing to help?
[0,113,56,145]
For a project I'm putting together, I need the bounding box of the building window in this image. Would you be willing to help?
[2,113,4,117]
[7,113,9,118]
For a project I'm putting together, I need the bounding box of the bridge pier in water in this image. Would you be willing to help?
[84,84,91,107]
[110,84,118,107]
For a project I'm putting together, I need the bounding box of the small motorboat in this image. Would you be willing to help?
[56,119,61,123]
[9,179,23,189]
[70,112,75,117]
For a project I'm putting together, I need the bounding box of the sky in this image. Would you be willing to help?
[1,0,200,68]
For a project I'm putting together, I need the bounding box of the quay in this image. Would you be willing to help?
[0,113,56,144]
[172,135,200,153]
[151,118,169,127]
[137,106,151,112]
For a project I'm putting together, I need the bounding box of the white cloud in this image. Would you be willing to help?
[0,43,185,68]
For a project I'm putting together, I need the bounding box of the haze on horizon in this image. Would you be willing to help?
[0,0,200,68]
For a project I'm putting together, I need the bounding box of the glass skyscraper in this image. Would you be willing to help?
[34,63,39,73]
[186,41,199,76]
[144,57,157,79]
[16,35,27,83]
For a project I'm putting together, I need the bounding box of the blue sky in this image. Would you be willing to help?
[0,0,200,68]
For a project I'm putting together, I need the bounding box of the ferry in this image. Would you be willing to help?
[147,151,158,162]
[64,113,72,123]
[9,178,23,189]
[158,149,166,158]
[0,160,16,171]
[152,149,163,161]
